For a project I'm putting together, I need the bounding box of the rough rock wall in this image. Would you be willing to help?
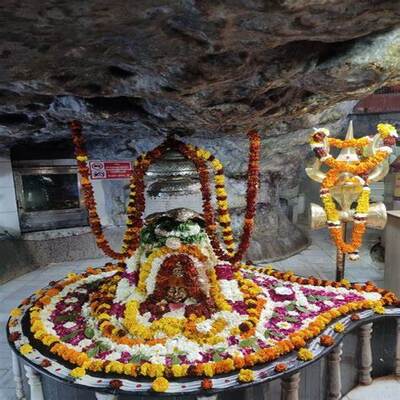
[1,1,400,259]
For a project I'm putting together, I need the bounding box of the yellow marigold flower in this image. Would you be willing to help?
[373,303,385,314]
[66,272,78,280]
[171,364,188,378]
[76,155,88,162]
[33,330,46,340]
[20,344,33,355]
[215,175,225,184]
[203,363,215,377]
[42,335,58,346]
[70,367,86,379]
[98,313,111,321]
[297,348,314,361]
[146,364,165,378]
[10,308,22,318]
[377,123,397,138]
[152,377,169,392]
[230,327,240,335]
[340,279,350,286]
[238,368,254,383]
[333,322,345,333]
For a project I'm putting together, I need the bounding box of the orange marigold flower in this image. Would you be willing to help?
[320,335,335,347]
[274,363,288,373]
[201,378,213,390]
[350,313,360,321]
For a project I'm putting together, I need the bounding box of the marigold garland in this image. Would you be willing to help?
[70,121,260,266]
[178,131,260,265]
[69,121,125,260]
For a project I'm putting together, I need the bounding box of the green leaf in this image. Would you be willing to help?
[171,355,181,365]
[307,295,317,303]
[285,316,298,323]
[316,295,330,301]
[84,327,95,339]
[61,330,80,342]
[295,305,308,313]
[54,313,78,323]
[129,354,142,364]
[98,342,110,352]
[214,347,226,354]
[240,338,256,348]
[129,354,142,363]
[286,303,296,311]
[264,330,271,339]
[87,347,99,358]
[271,330,285,339]
[212,354,223,362]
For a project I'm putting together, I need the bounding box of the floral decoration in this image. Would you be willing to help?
[70,121,260,265]
[238,368,254,383]
[309,123,398,259]
[152,377,169,392]
[297,348,314,361]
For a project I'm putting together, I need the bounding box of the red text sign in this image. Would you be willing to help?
[89,160,132,180]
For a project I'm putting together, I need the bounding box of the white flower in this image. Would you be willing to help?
[64,297,78,304]
[276,321,291,330]
[105,352,122,361]
[274,286,293,296]
[78,339,92,348]
[63,321,76,329]
[363,292,381,301]
[126,253,138,272]
[166,237,181,250]
[313,127,330,137]
[150,355,166,364]
[196,320,213,334]
[380,146,393,154]
[288,310,299,317]
[307,304,320,312]
[115,278,131,302]
[187,224,201,235]
[219,280,243,302]
[323,300,335,307]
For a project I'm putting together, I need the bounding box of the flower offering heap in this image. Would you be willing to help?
[7,122,399,394]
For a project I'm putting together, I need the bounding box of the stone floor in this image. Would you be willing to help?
[341,375,400,400]
[0,230,386,399]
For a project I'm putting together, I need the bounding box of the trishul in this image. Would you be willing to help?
[306,121,390,263]
[306,121,388,231]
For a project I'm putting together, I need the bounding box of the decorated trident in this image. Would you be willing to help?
[306,121,398,280]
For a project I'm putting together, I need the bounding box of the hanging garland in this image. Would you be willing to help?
[70,121,125,260]
[70,121,260,265]
[309,123,398,260]
[70,121,168,259]
[185,130,261,262]
[177,131,260,264]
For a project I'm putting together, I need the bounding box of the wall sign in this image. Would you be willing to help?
[89,160,132,180]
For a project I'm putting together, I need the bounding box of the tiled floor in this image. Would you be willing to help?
[0,230,385,399]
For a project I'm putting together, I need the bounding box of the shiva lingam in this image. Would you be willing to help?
[306,121,397,280]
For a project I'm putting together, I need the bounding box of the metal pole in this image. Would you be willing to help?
[335,222,346,281]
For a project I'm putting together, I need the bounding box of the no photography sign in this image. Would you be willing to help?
[89,160,132,180]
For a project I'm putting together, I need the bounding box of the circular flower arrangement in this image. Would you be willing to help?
[8,213,398,394]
